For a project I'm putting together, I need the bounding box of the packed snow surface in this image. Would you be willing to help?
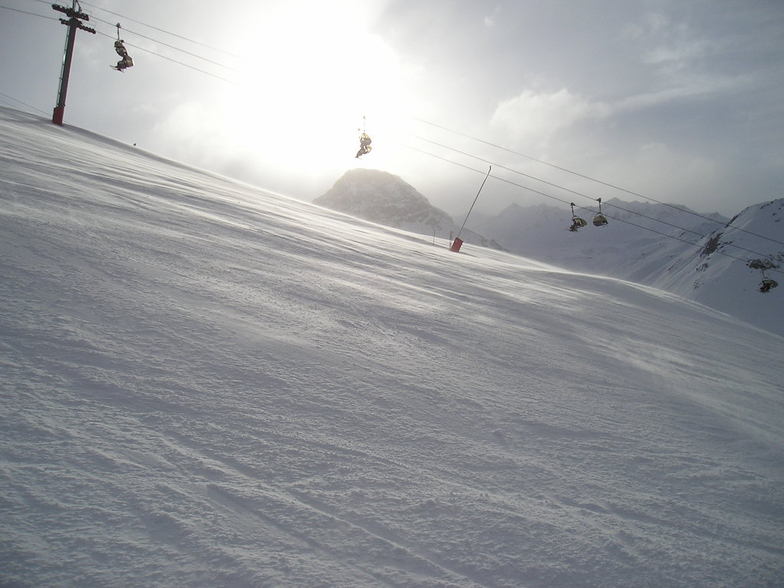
[1,108,783,587]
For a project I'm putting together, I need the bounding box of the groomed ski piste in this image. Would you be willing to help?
[1,107,782,587]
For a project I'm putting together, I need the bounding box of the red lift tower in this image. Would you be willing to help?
[51,1,95,125]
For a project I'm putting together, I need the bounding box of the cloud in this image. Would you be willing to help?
[591,141,728,211]
[483,5,501,28]
[151,101,238,165]
[621,11,670,41]
[490,66,748,151]
[490,88,610,145]
[643,38,715,68]
[615,72,749,113]
[621,10,723,77]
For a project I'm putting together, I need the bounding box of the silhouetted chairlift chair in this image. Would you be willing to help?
[593,197,608,227]
[356,132,372,158]
[569,202,588,232]
[112,24,134,71]
[759,269,778,293]
[355,115,372,158]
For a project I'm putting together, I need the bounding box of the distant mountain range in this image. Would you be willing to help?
[315,169,783,335]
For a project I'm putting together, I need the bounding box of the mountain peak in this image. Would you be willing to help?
[314,169,455,234]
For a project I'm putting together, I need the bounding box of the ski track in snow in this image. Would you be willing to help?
[1,108,783,587]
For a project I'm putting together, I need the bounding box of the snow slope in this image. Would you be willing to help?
[467,199,784,337]
[1,107,783,587]
[650,199,784,336]
[469,200,727,281]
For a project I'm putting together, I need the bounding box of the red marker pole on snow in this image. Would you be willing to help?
[451,165,492,252]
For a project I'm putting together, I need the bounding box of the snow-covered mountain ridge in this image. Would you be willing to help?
[471,198,721,279]
[650,198,784,329]
[317,171,783,336]
[1,107,783,587]
[476,198,784,335]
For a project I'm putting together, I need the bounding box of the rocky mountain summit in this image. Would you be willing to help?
[314,169,502,249]
[314,169,453,234]
[649,198,783,333]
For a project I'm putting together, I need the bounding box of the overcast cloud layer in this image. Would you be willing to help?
[1,0,782,216]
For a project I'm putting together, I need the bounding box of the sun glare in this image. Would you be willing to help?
[221,4,412,176]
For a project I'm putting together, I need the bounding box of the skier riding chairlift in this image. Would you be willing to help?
[113,39,134,71]
[760,278,778,293]
[356,132,372,158]
[759,267,778,293]
[569,202,588,232]
[112,24,133,71]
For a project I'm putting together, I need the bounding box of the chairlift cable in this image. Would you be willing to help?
[413,136,780,262]
[78,0,240,58]
[10,1,241,81]
[93,28,237,84]
[415,135,707,238]
[413,117,784,248]
[404,144,784,278]
[0,91,49,116]
[0,4,57,21]
[89,13,239,71]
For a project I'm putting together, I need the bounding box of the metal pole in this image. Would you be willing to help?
[51,1,95,125]
[455,165,492,240]
[52,18,77,125]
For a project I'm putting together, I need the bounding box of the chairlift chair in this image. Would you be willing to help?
[593,197,608,227]
[112,23,134,71]
[355,115,372,158]
[355,132,372,158]
[569,202,587,231]
[759,268,779,293]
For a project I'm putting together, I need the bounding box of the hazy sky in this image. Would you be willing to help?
[1,0,782,217]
